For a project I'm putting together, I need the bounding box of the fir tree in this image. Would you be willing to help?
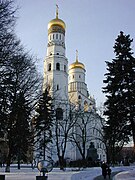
[12,92,32,169]
[103,31,135,163]
[34,88,54,163]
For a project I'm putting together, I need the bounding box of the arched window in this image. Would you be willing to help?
[78,95,82,100]
[56,63,60,70]
[56,34,58,39]
[48,63,51,71]
[56,108,63,120]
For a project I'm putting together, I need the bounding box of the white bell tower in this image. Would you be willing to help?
[68,51,96,111]
[43,5,68,101]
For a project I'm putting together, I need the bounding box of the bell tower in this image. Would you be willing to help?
[68,51,96,111]
[43,5,68,101]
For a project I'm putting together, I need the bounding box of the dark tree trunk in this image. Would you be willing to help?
[106,147,110,164]
[17,151,20,170]
[131,120,135,151]
[5,153,11,172]
[59,156,65,170]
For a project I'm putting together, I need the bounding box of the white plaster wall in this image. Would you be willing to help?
[69,68,85,83]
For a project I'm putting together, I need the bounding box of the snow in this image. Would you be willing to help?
[0,165,135,180]
[113,169,135,180]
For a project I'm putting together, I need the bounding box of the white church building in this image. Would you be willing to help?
[42,7,106,163]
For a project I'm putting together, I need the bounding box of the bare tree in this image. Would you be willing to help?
[0,0,42,172]
[52,101,77,170]
[69,110,99,165]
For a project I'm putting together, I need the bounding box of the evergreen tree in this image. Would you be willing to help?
[34,88,54,163]
[0,0,41,172]
[12,92,32,169]
[3,47,41,172]
[103,31,135,163]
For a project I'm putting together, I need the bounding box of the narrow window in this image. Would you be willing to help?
[56,63,60,70]
[57,84,59,90]
[79,75,81,78]
[84,100,88,111]
[48,63,51,71]
[60,34,61,40]
[50,35,51,40]
[56,108,63,120]
[56,34,58,39]
[64,65,66,72]
[53,34,54,39]
[73,75,74,79]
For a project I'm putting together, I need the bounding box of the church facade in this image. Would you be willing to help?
[42,7,106,163]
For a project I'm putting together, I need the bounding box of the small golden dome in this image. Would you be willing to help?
[69,50,85,70]
[48,18,66,30]
[69,61,85,70]
[48,5,66,30]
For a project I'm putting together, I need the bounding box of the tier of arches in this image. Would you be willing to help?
[48,63,67,72]
[49,33,65,42]
[68,82,87,94]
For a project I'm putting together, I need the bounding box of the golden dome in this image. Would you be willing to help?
[69,61,85,70]
[69,50,85,70]
[48,18,66,30]
[48,5,66,30]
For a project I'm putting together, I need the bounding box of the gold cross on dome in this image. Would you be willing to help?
[76,50,78,62]
[56,4,59,18]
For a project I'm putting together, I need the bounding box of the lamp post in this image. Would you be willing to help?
[36,160,53,180]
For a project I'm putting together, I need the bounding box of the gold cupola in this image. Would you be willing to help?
[48,5,66,33]
[69,50,85,70]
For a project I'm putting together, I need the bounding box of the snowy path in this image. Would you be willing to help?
[0,167,101,180]
[0,166,135,180]
[0,172,76,180]
[0,168,77,180]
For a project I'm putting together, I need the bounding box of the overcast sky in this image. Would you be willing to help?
[15,0,135,107]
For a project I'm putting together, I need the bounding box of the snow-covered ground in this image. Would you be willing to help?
[0,165,135,180]
[113,168,135,180]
